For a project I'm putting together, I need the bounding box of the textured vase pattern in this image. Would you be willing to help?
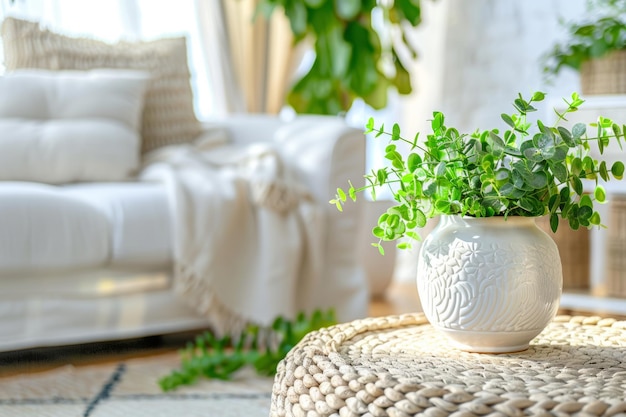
[417,216,562,339]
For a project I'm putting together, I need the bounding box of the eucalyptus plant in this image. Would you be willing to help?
[331,92,626,254]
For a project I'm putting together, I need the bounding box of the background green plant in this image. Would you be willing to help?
[257,0,425,114]
[159,309,336,391]
[542,0,626,78]
[331,92,626,255]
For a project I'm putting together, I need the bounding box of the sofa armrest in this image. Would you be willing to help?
[273,115,364,206]
[202,114,366,207]
[274,115,369,321]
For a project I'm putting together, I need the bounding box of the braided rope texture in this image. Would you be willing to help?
[270,314,626,417]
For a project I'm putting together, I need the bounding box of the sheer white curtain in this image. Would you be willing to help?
[195,0,298,114]
[0,0,219,120]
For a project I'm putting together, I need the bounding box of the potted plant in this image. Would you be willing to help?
[542,0,626,94]
[331,91,626,352]
[258,0,426,114]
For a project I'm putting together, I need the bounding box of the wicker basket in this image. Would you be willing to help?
[580,49,626,95]
[607,195,626,297]
[536,216,590,290]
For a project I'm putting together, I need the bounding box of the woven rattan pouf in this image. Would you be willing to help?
[270,314,626,417]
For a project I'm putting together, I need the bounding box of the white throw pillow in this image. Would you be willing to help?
[0,69,150,184]
[1,17,203,154]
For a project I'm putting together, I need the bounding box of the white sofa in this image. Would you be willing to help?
[0,114,368,353]
[0,18,371,352]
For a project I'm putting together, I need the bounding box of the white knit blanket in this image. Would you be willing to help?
[140,139,322,334]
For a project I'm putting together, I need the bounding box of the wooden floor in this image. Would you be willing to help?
[0,282,422,378]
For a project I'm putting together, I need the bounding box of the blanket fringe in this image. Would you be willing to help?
[174,264,253,337]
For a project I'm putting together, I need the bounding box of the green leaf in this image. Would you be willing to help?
[435,161,447,177]
[572,176,584,196]
[284,1,308,36]
[501,113,515,128]
[375,123,385,137]
[395,0,422,25]
[612,161,625,179]
[520,139,535,154]
[599,161,609,181]
[537,120,551,136]
[572,123,586,139]
[528,171,548,189]
[519,196,543,214]
[533,132,553,150]
[435,200,451,213]
[423,181,437,197]
[571,157,583,176]
[557,126,575,147]
[551,162,568,183]
[304,0,325,7]
[578,205,593,221]
[365,117,375,133]
[598,129,605,154]
[376,168,388,185]
[337,188,347,202]
[549,193,561,214]
[392,123,401,141]
[407,153,421,172]
[411,132,420,150]
[582,156,595,175]
[405,231,421,241]
[500,183,525,198]
[590,211,601,226]
[552,145,568,162]
[523,147,544,162]
[550,213,559,233]
[432,112,444,131]
[580,194,593,208]
[334,0,360,19]
[495,169,510,181]
[489,131,505,155]
[532,91,546,101]
[504,145,522,157]
[414,209,427,227]
[595,185,606,203]
[348,182,356,201]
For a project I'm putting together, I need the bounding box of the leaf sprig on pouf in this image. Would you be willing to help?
[331,92,625,254]
[158,309,336,391]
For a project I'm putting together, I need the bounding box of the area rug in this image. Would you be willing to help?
[0,352,274,417]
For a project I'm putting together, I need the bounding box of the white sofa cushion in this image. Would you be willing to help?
[0,69,149,184]
[62,182,173,267]
[1,17,203,154]
[0,182,111,273]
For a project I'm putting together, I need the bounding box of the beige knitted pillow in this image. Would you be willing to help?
[1,17,202,154]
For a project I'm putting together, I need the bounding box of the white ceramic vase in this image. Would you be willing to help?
[417,215,563,353]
